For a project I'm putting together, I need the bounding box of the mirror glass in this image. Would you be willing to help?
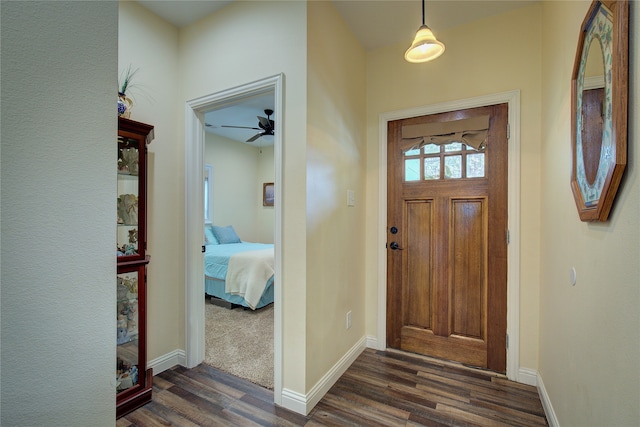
[580,38,605,186]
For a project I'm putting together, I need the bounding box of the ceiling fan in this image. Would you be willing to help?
[212,108,275,143]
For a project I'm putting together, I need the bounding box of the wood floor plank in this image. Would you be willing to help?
[122,348,548,426]
[239,393,310,426]
[135,400,202,427]
[333,377,437,413]
[152,374,175,391]
[193,363,273,402]
[435,402,513,427]
[470,398,548,426]
[470,389,546,416]
[318,387,411,423]
[168,366,246,401]
[122,404,175,427]
[159,368,243,409]
[152,387,242,427]
[115,416,134,427]
[312,395,405,427]
[388,380,472,409]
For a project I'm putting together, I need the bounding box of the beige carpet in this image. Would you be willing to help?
[204,301,274,389]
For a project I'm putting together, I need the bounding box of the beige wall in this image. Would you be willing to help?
[364,3,543,372]
[306,1,367,387]
[119,1,184,362]
[539,1,639,424]
[1,1,117,424]
[205,133,275,243]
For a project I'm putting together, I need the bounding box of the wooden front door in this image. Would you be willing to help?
[386,103,508,372]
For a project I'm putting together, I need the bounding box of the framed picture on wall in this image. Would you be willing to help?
[263,182,274,206]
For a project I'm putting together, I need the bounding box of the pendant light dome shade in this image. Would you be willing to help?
[405,0,445,63]
[405,24,445,63]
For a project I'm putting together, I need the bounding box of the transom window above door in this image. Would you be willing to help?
[404,142,485,181]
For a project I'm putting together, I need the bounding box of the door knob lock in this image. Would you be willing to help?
[389,242,403,250]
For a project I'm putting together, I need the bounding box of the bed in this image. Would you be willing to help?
[204,225,274,310]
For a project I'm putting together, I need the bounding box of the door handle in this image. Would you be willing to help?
[389,242,403,250]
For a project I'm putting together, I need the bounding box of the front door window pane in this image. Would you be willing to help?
[423,144,440,154]
[467,153,485,178]
[444,142,463,152]
[405,158,420,181]
[445,155,462,178]
[424,157,440,180]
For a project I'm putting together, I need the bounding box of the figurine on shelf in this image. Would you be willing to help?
[124,303,138,337]
[117,313,128,330]
[128,228,138,244]
[117,243,137,256]
[118,147,139,175]
[123,244,137,256]
[117,326,129,345]
[117,279,128,300]
[117,194,138,225]
[122,276,138,294]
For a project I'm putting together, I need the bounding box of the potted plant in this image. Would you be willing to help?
[118,65,139,118]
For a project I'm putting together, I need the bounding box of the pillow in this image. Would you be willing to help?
[204,225,218,245]
[212,225,241,244]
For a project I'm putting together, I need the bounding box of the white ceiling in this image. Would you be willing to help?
[137,1,233,28]
[138,0,537,50]
[203,91,275,147]
[135,0,536,144]
[332,0,537,50]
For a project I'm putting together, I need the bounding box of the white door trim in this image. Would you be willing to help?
[184,73,284,401]
[376,90,522,382]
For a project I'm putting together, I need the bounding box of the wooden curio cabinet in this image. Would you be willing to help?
[116,117,154,418]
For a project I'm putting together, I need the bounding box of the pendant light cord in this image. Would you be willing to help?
[422,0,425,26]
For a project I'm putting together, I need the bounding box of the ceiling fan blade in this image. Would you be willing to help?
[221,125,261,130]
[246,133,263,143]
[257,116,271,129]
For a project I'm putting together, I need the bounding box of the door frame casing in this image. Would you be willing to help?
[376,90,523,383]
[184,73,284,402]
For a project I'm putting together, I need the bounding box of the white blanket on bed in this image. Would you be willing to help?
[225,248,274,309]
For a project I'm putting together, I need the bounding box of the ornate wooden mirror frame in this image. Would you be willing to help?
[571,0,629,222]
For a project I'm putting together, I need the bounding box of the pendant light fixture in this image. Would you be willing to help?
[404,0,445,63]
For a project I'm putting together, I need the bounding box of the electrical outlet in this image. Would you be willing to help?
[346,311,352,329]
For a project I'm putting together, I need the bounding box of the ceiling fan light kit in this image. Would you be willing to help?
[405,0,445,63]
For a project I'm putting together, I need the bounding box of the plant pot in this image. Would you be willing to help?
[118,93,133,118]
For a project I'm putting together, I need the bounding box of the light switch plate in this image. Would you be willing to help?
[347,190,355,207]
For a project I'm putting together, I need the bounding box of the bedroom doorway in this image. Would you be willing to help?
[202,90,276,389]
[184,74,284,401]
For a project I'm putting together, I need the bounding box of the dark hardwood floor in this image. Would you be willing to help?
[118,348,548,426]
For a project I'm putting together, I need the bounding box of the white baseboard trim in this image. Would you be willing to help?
[537,372,560,427]
[280,336,367,415]
[280,388,307,415]
[366,334,381,350]
[517,367,538,386]
[148,349,186,375]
